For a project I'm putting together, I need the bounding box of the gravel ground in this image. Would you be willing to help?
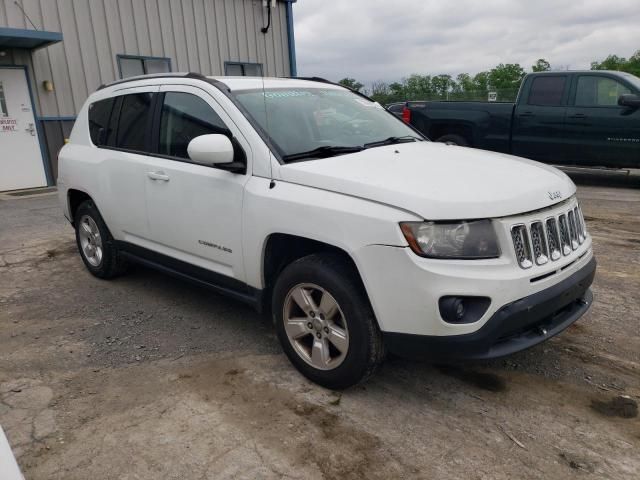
[1,173,639,479]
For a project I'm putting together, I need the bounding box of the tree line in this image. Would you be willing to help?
[338,51,640,105]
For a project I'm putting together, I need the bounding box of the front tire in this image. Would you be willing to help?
[74,200,127,279]
[272,254,384,389]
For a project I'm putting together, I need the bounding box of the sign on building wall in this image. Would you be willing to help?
[0,81,8,117]
[0,81,17,132]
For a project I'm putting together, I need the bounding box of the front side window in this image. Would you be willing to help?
[232,88,423,160]
[118,55,171,79]
[88,97,115,146]
[159,92,230,159]
[575,76,632,107]
[527,76,567,106]
[116,93,153,152]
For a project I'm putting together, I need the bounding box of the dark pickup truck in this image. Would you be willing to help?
[403,71,640,168]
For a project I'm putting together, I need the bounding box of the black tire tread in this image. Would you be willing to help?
[74,200,127,279]
[273,253,385,389]
[436,133,470,147]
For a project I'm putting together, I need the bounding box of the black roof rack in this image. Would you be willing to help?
[97,72,208,91]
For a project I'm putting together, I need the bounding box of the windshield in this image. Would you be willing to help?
[621,72,640,92]
[232,87,424,161]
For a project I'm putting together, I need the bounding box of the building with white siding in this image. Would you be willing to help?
[0,0,297,191]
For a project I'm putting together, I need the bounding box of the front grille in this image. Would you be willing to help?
[511,203,588,269]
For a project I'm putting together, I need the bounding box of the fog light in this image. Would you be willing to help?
[439,296,491,324]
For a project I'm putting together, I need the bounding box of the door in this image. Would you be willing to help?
[565,74,640,168]
[97,87,158,242]
[144,85,250,284]
[0,67,47,191]
[511,74,569,164]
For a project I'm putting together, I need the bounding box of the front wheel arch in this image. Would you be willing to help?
[261,234,372,317]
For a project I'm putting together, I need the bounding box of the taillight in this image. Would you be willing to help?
[401,106,411,124]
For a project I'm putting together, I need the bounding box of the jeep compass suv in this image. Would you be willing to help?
[58,73,596,388]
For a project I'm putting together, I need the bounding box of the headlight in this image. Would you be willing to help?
[400,220,500,259]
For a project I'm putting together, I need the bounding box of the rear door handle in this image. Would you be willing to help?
[519,111,535,117]
[147,171,170,182]
[568,113,587,119]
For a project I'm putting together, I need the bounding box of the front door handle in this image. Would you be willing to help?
[519,111,535,118]
[568,113,587,119]
[147,171,170,182]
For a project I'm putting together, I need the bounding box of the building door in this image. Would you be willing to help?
[0,67,47,191]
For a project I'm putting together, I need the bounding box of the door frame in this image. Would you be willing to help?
[0,65,53,186]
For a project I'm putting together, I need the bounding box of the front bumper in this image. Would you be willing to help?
[383,256,596,360]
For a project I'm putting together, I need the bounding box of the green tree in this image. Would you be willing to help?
[338,78,364,92]
[532,58,551,72]
[431,74,454,98]
[455,73,475,93]
[488,63,526,90]
[591,51,640,77]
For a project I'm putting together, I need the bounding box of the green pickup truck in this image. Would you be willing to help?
[403,70,640,168]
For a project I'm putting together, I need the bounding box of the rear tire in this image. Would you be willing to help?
[272,253,385,389]
[436,134,469,147]
[74,200,127,279]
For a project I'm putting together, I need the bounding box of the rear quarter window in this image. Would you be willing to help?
[88,98,115,146]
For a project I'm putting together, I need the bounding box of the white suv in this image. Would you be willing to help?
[58,73,596,388]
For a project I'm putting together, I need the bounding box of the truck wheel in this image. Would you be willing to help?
[436,134,469,147]
[74,200,127,279]
[272,253,385,389]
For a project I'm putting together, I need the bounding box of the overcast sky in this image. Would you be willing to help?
[292,0,640,86]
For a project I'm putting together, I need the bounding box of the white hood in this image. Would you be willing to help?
[277,142,576,220]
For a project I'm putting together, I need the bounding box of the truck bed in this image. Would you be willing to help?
[407,101,515,153]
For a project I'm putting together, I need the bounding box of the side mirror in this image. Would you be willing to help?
[187,134,234,166]
[618,94,640,108]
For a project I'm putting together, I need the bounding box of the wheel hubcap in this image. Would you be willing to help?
[283,283,349,371]
[78,215,103,267]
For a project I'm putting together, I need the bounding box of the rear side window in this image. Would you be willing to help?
[575,76,631,107]
[88,98,115,146]
[159,92,230,159]
[116,93,153,152]
[527,76,566,106]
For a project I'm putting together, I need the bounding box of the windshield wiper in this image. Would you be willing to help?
[363,136,420,149]
[282,145,364,162]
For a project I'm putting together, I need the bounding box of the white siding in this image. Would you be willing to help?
[0,0,292,116]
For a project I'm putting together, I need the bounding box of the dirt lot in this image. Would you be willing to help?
[1,173,639,479]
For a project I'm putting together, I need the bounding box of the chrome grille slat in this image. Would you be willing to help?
[558,214,572,256]
[567,210,579,250]
[511,225,533,269]
[511,203,588,269]
[574,206,585,244]
[530,221,549,265]
[545,217,561,261]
